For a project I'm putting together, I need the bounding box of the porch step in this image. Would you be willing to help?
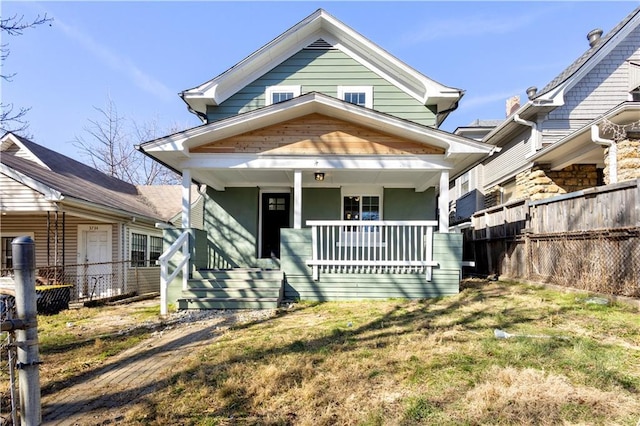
[177,269,283,310]
[182,287,281,299]
[178,297,280,310]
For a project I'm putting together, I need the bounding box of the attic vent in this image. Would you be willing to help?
[305,38,334,49]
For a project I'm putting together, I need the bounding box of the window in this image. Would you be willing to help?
[268,197,287,211]
[341,191,382,242]
[149,236,163,266]
[343,196,380,221]
[131,233,147,267]
[337,86,373,108]
[460,172,470,196]
[629,62,640,101]
[343,193,382,234]
[1,237,15,270]
[130,232,162,267]
[265,85,301,106]
[1,234,34,270]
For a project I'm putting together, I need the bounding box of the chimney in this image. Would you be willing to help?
[506,95,520,117]
[587,28,603,47]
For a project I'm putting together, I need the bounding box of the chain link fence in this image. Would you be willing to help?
[470,228,640,298]
[1,294,18,425]
[1,261,160,306]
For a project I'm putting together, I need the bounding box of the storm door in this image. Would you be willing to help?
[261,193,290,258]
[78,225,112,299]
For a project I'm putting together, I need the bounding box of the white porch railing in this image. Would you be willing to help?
[159,230,190,316]
[306,220,439,282]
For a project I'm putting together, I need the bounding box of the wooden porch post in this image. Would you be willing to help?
[438,170,450,233]
[294,170,302,229]
[182,169,192,229]
[181,169,191,290]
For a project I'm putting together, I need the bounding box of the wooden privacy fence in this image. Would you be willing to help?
[467,179,640,297]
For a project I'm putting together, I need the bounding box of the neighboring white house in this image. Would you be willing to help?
[0,132,200,300]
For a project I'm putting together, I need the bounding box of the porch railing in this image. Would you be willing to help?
[159,230,190,316]
[306,220,439,281]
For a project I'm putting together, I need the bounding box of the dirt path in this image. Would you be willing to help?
[40,299,275,425]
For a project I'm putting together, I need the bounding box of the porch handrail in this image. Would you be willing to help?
[159,230,190,316]
[306,220,438,281]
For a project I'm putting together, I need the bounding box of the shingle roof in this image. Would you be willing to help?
[136,185,200,222]
[535,6,640,98]
[462,119,504,128]
[1,134,179,222]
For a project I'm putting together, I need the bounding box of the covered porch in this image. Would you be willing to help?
[138,93,492,311]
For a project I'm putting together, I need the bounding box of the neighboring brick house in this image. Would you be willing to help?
[450,6,640,224]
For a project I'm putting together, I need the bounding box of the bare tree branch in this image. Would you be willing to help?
[1,13,53,131]
[0,102,30,133]
[75,97,181,185]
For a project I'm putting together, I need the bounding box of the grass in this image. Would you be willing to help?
[33,301,162,389]
[5,280,640,425]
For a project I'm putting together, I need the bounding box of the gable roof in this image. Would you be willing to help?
[0,133,179,222]
[140,92,493,191]
[535,6,640,100]
[180,9,462,118]
[484,6,640,145]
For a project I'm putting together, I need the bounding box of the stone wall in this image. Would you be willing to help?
[604,133,640,184]
[516,164,599,201]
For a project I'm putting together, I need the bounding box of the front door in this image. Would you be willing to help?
[261,193,290,258]
[78,225,112,298]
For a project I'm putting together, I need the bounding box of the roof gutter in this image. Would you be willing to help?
[436,99,461,127]
[134,144,203,187]
[58,196,167,225]
[179,91,208,123]
[591,124,617,183]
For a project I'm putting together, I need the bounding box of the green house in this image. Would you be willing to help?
[138,9,493,312]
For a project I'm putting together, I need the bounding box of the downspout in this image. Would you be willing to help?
[514,114,539,157]
[591,125,617,184]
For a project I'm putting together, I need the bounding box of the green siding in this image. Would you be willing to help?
[280,228,461,301]
[207,49,436,126]
[168,188,459,304]
[383,188,436,220]
[203,187,260,268]
[302,188,341,224]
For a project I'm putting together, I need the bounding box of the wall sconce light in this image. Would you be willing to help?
[314,172,325,181]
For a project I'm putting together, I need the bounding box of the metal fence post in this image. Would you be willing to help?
[12,236,41,426]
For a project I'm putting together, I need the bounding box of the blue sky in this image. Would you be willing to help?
[2,1,639,159]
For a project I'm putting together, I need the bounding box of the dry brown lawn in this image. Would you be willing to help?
[6,280,640,425]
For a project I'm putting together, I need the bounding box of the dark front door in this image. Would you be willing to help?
[261,193,290,258]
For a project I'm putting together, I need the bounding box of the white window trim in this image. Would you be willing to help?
[459,171,470,197]
[1,233,35,269]
[128,228,163,268]
[339,187,384,247]
[265,85,301,106]
[337,85,373,108]
[340,186,383,220]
